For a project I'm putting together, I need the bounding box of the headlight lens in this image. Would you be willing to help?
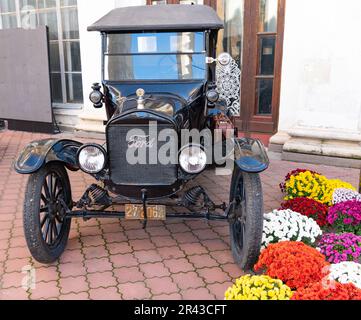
[179,145,207,174]
[78,145,106,173]
[206,90,219,103]
[89,90,103,104]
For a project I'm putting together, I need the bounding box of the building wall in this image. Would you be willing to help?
[278,0,361,135]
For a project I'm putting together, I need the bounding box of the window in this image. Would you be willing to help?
[0,0,83,106]
[255,0,277,115]
[216,0,244,68]
[104,32,206,81]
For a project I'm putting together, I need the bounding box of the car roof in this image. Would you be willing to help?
[87,4,224,32]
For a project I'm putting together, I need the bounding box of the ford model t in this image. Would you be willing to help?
[15,5,269,270]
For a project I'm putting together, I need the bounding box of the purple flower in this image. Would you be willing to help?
[327,200,361,234]
[318,233,361,263]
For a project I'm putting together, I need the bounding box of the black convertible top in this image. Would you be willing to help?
[87,5,224,32]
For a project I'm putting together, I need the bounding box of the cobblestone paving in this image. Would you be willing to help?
[0,130,358,300]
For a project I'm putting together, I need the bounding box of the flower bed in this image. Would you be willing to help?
[318,233,361,263]
[281,170,355,206]
[224,275,293,300]
[262,209,322,249]
[327,201,361,235]
[254,241,329,290]
[280,197,328,227]
[291,280,361,300]
[225,167,361,300]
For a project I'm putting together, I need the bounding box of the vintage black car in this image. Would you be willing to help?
[15,5,269,270]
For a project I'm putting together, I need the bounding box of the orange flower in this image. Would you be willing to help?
[254,241,329,289]
[292,280,361,300]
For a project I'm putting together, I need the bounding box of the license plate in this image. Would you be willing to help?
[125,204,166,220]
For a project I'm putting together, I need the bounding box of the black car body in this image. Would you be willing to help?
[15,5,269,270]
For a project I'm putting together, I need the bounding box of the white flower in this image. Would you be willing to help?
[261,209,322,249]
[332,188,361,204]
[328,262,361,289]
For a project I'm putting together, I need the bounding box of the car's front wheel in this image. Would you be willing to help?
[229,168,263,271]
[23,163,72,263]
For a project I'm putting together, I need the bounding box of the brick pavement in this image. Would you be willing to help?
[0,130,358,300]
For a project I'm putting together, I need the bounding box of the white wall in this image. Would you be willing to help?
[77,0,146,127]
[278,0,361,134]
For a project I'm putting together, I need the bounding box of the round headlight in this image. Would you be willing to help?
[77,144,106,174]
[206,90,219,103]
[89,90,103,104]
[179,145,207,174]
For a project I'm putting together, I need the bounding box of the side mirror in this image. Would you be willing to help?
[89,83,103,108]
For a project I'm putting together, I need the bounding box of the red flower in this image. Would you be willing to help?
[292,281,361,300]
[280,197,328,227]
[254,241,329,290]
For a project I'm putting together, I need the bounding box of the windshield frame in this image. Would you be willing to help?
[101,31,209,82]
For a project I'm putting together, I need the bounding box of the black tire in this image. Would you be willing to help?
[229,168,263,271]
[23,162,72,263]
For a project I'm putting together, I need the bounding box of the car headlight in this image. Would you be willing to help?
[179,145,207,174]
[89,83,103,108]
[89,90,103,104]
[77,144,106,174]
[206,89,219,103]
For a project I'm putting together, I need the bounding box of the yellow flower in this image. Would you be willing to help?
[284,171,355,206]
[224,275,293,300]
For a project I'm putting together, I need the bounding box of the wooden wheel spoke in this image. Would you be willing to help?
[49,221,53,244]
[43,181,51,199]
[41,193,49,205]
[53,221,59,238]
[40,214,49,229]
[52,176,60,198]
[40,205,49,213]
[55,186,64,200]
[48,174,53,200]
[55,214,63,224]
[43,219,51,243]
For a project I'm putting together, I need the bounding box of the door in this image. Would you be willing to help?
[238,0,285,135]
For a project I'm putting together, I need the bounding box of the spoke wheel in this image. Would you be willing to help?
[23,163,72,264]
[229,169,263,271]
[40,171,66,247]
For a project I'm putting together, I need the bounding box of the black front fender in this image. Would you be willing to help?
[14,139,83,174]
[234,137,269,173]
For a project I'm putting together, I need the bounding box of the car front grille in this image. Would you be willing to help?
[107,123,178,186]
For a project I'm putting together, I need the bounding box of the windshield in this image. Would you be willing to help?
[104,32,206,81]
